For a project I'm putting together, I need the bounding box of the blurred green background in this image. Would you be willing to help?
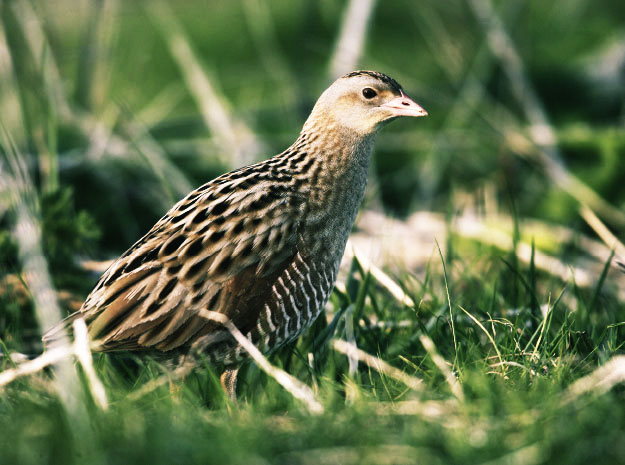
[2,0,624,251]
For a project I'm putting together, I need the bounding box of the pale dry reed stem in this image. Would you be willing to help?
[561,356,625,405]
[478,444,543,465]
[123,117,194,197]
[9,0,71,118]
[468,0,560,159]
[126,362,195,402]
[0,128,92,428]
[419,334,464,401]
[72,319,108,410]
[347,241,415,307]
[13,204,83,409]
[5,0,192,204]
[0,345,73,388]
[149,0,261,167]
[0,144,107,410]
[469,0,625,228]
[0,320,109,411]
[343,305,359,377]
[242,0,298,111]
[329,0,377,79]
[452,213,594,287]
[373,399,457,419]
[579,205,625,259]
[332,339,423,392]
[198,310,324,414]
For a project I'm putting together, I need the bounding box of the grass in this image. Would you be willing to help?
[1,249,625,464]
[1,0,625,463]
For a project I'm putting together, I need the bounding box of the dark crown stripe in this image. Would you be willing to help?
[342,70,403,92]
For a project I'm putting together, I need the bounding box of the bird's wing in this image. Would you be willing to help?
[43,163,305,353]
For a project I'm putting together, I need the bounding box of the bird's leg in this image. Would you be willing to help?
[169,353,193,399]
[169,379,183,399]
[220,367,239,400]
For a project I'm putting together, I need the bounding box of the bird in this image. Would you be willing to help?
[43,70,427,396]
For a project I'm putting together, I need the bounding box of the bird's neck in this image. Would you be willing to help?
[284,119,377,260]
[299,115,377,177]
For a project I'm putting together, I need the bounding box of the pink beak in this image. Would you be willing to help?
[381,91,428,118]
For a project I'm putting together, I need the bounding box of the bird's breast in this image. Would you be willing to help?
[299,155,370,266]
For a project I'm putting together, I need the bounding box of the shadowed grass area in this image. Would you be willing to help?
[1,0,625,463]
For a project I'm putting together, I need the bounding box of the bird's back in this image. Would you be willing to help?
[43,138,358,364]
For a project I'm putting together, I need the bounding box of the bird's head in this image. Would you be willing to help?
[305,70,427,136]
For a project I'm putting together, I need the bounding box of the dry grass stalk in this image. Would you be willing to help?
[347,240,415,307]
[579,205,625,259]
[419,335,464,401]
[198,310,324,414]
[373,399,457,419]
[242,0,298,112]
[332,339,423,392]
[0,319,108,411]
[149,0,261,167]
[561,355,625,405]
[0,130,99,424]
[478,444,543,465]
[72,319,108,410]
[353,210,603,290]
[343,305,359,377]
[329,0,377,79]
[0,345,74,388]
[469,0,625,229]
[452,213,594,287]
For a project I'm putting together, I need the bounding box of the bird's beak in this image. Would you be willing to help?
[381,91,428,117]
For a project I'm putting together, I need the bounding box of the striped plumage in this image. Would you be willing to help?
[43,70,427,394]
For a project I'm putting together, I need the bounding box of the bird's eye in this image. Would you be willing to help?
[362,87,377,99]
